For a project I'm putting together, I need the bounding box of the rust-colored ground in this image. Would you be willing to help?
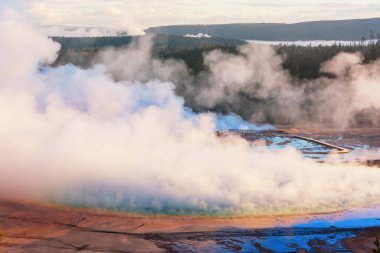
[1,128,380,252]
[0,199,311,252]
[1,199,380,252]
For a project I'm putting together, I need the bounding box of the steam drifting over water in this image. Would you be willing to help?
[2,6,380,215]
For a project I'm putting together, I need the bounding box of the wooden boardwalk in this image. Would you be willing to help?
[216,129,351,154]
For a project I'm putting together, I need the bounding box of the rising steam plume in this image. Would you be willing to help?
[98,36,380,128]
[1,6,380,215]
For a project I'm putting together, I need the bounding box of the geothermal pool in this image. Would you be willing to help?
[1,199,380,252]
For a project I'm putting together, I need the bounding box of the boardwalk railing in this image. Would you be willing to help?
[216,129,351,154]
[216,129,287,137]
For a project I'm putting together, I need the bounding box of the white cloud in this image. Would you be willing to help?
[24,0,380,28]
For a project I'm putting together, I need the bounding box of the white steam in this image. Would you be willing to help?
[184,33,211,38]
[98,38,380,127]
[194,44,380,127]
[97,35,190,84]
[116,13,146,36]
[1,8,380,215]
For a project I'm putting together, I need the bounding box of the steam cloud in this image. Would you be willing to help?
[2,6,380,215]
[195,47,380,127]
[99,38,380,128]
[184,33,211,38]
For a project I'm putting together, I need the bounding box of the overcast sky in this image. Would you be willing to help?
[19,0,380,28]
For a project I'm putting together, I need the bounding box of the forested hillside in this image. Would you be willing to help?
[146,18,380,41]
[53,35,380,80]
[279,42,380,79]
[52,36,380,125]
[52,34,245,69]
[52,34,245,50]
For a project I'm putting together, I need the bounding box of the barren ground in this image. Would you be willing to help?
[1,127,380,252]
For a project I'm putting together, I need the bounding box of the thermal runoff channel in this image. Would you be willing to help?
[2,7,380,216]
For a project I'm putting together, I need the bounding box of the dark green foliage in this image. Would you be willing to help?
[278,41,380,79]
[155,46,239,74]
[152,34,245,50]
[52,34,245,51]
[51,37,380,126]
[373,236,380,253]
[146,18,380,41]
[52,36,133,50]
[52,34,245,73]
[53,37,380,80]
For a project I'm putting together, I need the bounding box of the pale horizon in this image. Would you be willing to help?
[41,15,380,28]
[6,0,380,29]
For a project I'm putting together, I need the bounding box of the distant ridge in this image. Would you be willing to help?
[146,18,380,41]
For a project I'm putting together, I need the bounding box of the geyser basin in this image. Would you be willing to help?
[51,128,380,216]
[2,8,380,219]
[217,129,352,160]
[2,198,380,253]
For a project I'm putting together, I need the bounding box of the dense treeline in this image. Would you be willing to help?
[155,46,239,74]
[52,37,380,126]
[52,34,245,71]
[52,34,245,51]
[157,41,380,79]
[53,45,240,73]
[278,42,380,79]
[53,37,380,80]
[156,41,380,79]
[52,36,133,50]
[146,18,380,41]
